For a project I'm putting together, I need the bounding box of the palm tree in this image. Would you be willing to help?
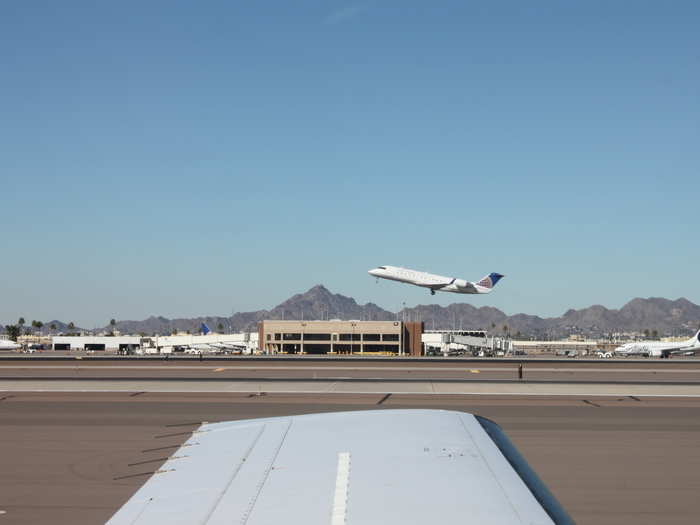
[29,320,43,335]
[5,325,20,342]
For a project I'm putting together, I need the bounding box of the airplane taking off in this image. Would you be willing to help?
[368,266,504,295]
[614,330,700,358]
[0,339,21,351]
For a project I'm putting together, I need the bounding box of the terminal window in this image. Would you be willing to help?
[304,333,331,341]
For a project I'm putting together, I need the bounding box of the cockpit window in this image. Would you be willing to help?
[378,266,387,270]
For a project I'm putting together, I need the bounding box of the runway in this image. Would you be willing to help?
[2,358,700,383]
[1,391,700,525]
[2,359,700,525]
[3,378,700,396]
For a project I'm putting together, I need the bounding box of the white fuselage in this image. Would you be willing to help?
[368,266,493,294]
[0,339,21,350]
[615,333,700,357]
[371,266,450,287]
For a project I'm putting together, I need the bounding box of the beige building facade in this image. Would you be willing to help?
[258,320,424,356]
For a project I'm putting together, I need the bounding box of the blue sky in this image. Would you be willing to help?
[1,1,698,327]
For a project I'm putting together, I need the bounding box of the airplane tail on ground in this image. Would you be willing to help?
[689,330,700,344]
[200,323,211,335]
[476,273,505,289]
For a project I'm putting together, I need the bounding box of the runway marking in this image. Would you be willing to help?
[376,393,391,405]
[154,430,202,439]
[213,368,225,372]
[331,452,351,525]
[582,399,602,407]
[128,457,169,467]
[142,444,183,453]
[113,471,158,480]
[469,369,480,373]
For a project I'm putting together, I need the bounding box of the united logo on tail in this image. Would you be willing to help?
[477,273,505,289]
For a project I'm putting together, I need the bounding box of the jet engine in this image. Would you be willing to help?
[453,279,470,289]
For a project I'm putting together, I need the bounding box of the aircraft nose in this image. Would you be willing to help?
[368,268,379,276]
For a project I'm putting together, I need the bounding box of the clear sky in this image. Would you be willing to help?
[1,1,698,327]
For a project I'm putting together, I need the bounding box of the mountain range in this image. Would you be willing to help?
[4,285,700,339]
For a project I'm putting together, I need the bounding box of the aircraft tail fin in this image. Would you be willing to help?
[690,329,700,344]
[200,323,211,335]
[476,273,505,290]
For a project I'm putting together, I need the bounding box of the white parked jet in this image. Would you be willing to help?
[614,330,700,358]
[368,266,504,295]
[0,339,21,351]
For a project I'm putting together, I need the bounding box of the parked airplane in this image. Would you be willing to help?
[0,339,21,351]
[614,330,700,358]
[368,266,504,295]
[180,323,247,354]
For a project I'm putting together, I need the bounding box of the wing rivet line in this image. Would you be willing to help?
[331,452,351,525]
[241,420,294,524]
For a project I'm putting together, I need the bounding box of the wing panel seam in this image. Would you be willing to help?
[240,419,294,525]
[200,423,266,525]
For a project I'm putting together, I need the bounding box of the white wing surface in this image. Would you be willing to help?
[107,409,574,525]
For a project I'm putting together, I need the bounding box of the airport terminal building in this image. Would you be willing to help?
[258,320,424,356]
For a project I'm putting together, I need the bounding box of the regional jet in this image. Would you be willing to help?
[0,339,21,351]
[614,330,700,358]
[173,323,248,354]
[368,265,504,295]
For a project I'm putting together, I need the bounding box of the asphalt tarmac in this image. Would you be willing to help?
[2,358,700,383]
[2,391,700,525]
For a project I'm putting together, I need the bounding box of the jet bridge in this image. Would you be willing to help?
[423,330,513,356]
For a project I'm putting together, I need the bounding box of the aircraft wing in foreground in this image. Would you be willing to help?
[107,409,574,525]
